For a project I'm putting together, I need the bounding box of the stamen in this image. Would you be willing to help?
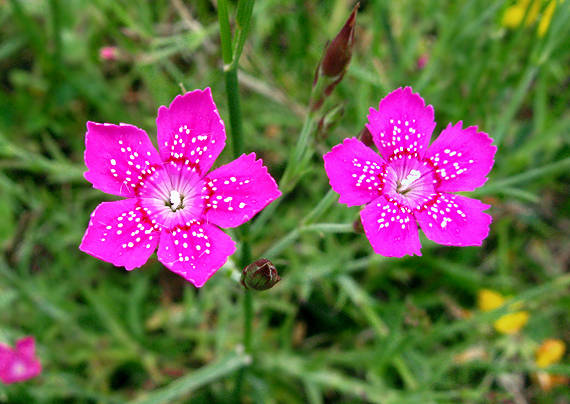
[168,190,184,211]
[397,169,421,194]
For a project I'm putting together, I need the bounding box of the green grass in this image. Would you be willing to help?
[1,0,569,403]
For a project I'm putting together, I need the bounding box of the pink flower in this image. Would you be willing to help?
[99,46,118,61]
[417,53,428,70]
[0,337,42,384]
[323,87,496,257]
[80,88,281,287]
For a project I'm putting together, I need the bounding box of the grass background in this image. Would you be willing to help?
[1,0,569,402]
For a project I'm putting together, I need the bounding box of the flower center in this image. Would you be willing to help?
[166,190,185,212]
[396,169,421,195]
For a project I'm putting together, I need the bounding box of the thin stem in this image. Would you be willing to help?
[217,0,233,66]
[264,222,352,259]
[225,68,244,157]
[250,113,319,235]
[243,290,253,351]
[472,157,570,196]
[217,1,256,399]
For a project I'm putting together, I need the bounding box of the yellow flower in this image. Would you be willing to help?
[502,0,564,37]
[502,0,541,28]
[493,311,529,334]
[536,339,566,368]
[537,0,559,37]
[477,289,529,334]
[477,289,505,311]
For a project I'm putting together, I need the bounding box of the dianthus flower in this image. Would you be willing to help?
[323,87,496,257]
[80,88,281,287]
[0,337,42,384]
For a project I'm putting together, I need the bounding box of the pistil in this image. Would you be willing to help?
[167,190,184,212]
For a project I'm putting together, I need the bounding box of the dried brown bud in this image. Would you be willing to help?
[241,259,280,291]
[359,126,373,147]
[352,216,364,233]
[321,3,359,78]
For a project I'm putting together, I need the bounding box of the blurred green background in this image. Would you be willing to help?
[0,0,568,403]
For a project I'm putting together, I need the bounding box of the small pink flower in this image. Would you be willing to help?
[323,87,496,257]
[0,337,42,384]
[99,46,118,61]
[417,54,428,70]
[80,88,281,287]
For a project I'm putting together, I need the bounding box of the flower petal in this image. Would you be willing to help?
[416,193,492,246]
[0,339,41,384]
[367,87,436,159]
[360,196,422,257]
[156,88,226,175]
[425,122,496,192]
[84,122,163,197]
[80,199,160,270]
[157,223,236,287]
[201,153,281,228]
[323,137,387,207]
[15,338,35,359]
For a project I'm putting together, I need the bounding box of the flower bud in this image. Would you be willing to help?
[417,53,428,70]
[321,3,359,78]
[241,259,280,291]
[358,127,373,147]
[352,216,364,233]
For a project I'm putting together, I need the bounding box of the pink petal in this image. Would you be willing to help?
[367,87,436,159]
[425,122,496,192]
[0,339,41,384]
[202,153,281,228]
[0,357,41,384]
[157,223,236,287]
[323,137,387,207]
[15,337,35,359]
[79,199,160,270]
[156,88,226,175]
[84,122,163,197]
[416,193,492,246]
[360,196,422,257]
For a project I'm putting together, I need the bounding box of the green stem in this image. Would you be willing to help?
[217,0,233,66]
[217,1,256,399]
[472,157,570,196]
[133,352,252,404]
[250,113,319,235]
[225,68,244,157]
[263,222,352,259]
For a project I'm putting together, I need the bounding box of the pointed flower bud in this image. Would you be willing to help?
[358,126,373,147]
[321,3,359,78]
[241,258,280,291]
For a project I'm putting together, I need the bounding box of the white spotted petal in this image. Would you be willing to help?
[202,153,282,228]
[157,223,236,287]
[84,122,163,197]
[79,199,161,270]
[156,88,226,175]
[323,137,386,207]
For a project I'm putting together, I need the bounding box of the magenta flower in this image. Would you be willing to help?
[99,46,119,61]
[80,88,281,287]
[323,87,496,257]
[0,337,42,384]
